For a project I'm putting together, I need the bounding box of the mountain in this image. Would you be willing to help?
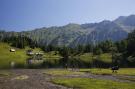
[22,24,88,46]
[114,15,135,32]
[71,21,128,46]
[1,15,135,47]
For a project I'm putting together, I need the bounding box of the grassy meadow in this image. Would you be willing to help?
[46,69,135,89]
[0,43,28,68]
[52,78,135,89]
[80,68,135,76]
[0,42,63,68]
[44,68,135,76]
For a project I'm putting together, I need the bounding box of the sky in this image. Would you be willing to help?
[0,0,135,31]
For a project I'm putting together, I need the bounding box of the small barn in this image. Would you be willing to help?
[35,52,44,55]
[10,48,16,52]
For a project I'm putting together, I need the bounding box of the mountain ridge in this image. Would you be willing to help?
[1,15,135,46]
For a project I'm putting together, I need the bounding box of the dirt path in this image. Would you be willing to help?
[0,69,68,89]
[0,69,134,89]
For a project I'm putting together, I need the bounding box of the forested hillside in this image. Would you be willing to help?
[1,15,135,47]
[1,29,135,68]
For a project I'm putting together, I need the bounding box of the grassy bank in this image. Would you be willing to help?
[52,78,135,89]
[0,43,63,68]
[0,43,28,68]
[80,68,135,76]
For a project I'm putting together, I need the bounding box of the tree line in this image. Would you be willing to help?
[0,30,135,68]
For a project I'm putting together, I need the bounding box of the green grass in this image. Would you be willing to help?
[44,69,84,76]
[45,68,135,76]
[44,51,62,59]
[0,43,28,68]
[100,53,112,63]
[0,42,44,68]
[77,53,93,63]
[80,68,135,76]
[52,78,135,89]
[0,42,63,68]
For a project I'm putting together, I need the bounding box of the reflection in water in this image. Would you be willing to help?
[26,57,111,68]
[40,57,82,68]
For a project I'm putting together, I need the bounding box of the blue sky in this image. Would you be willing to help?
[0,0,135,31]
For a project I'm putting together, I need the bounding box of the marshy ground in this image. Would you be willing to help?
[0,69,135,89]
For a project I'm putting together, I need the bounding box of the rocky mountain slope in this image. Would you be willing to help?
[1,15,135,46]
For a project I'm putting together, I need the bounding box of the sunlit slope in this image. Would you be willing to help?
[0,43,28,68]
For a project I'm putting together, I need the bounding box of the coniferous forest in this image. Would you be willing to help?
[0,30,135,68]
